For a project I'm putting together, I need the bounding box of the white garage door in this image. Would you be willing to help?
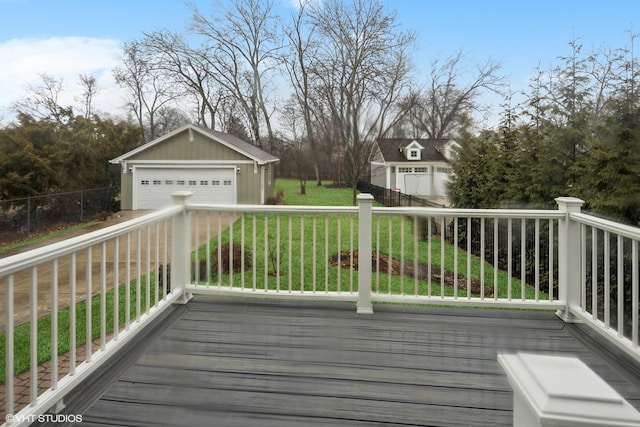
[134,168,235,209]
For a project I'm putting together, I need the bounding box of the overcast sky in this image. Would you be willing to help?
[1,0,639,126]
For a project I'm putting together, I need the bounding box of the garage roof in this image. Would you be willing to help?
[376,138,452,163]
[110,124,280,165]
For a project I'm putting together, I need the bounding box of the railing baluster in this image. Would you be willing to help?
[51,259,58,390]
[301,215,306,293]
[376,215,381,295]
[325,216,329,293]
[454,217,458,298]
[194,212,199,285]
[114,237,119,339]
[86,247,92,362]
[632,239,638,347]
[241,214,245,290]
[125,233,131,330]
[146,226,151,312]
[164,219,168,296]
[30,266,38,403]
[604,230,610,328]
[581,224,587,312]
[5,274,14,417]
[288,215,293,292]
[427,216,432,297]
[617,236,624,337]
[389,215,393,295]
[480,217,485,300]
[349,215,354,293]
[414,216,419,296]
[313,215,317,293]
[276,214,280,292]
[440,216,445,297]
[400,216,405,296]
[264,215,268,291]
[494,219,499,300]
[206,212,211,288]
[228,212,233,287]
[535,218,540,301]
[101,242,107,350]
[154,223,159,305]
[508,218,512,301]
[218,212,223,288]
[549,219,554,301]
[337,215,342,293]
[521,218,526,301]
[252,213,257,291]
[136,228,141,320]
[592,227,598,320]
[69,254,76,374]
[467,217,471,299]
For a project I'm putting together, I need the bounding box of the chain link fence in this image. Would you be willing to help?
[0,186,120,246]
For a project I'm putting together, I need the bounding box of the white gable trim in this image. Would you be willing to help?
[109,124,275,165]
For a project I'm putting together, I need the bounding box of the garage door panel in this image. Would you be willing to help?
[135,168,235,209]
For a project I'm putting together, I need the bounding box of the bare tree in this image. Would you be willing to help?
[77,74,100,119]
[140,30,226,129]
[113,40,178,141]
[280,96,310,194]
[403,51,505,139]
[282,0,323,185]
[12,73,71,123]
[309,0,415,204]
[189,0,281,148]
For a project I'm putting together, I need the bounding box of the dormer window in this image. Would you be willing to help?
[402,141,423,161]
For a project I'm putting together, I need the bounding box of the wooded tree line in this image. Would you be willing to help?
[449,35,640,225]
[0,112,141,199]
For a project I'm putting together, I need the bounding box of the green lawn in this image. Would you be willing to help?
[194,179,540,299]
[0,275,160,382]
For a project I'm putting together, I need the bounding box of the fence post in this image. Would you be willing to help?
[357,193,374,314]
[555,197,584,322]
[171,191,193,304]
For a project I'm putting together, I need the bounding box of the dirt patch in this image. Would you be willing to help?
[329,250,493,297]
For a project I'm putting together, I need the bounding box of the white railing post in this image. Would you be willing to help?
[555,197,584,322]
[357,194,374,314]
[172,191,193,304]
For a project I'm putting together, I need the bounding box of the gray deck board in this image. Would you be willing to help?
[64,296,640,426]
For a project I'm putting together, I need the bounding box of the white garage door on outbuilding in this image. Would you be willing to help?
[134,167,235,210]
[109,125,280,210]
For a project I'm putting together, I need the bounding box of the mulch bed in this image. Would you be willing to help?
[329,250,493,297]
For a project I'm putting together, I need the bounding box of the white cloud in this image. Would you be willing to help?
[0,36,126,123]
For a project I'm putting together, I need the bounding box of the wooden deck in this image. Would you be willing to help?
[54,297,640,427]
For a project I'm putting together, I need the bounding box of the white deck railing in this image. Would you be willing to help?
[1,192,639,425]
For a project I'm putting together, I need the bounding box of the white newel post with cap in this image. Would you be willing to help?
[171,191,193,304]
[498,352,640,427]
[554,196,584,323]
[357,193,374,314]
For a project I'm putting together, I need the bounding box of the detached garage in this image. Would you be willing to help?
[110,124,280,210]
